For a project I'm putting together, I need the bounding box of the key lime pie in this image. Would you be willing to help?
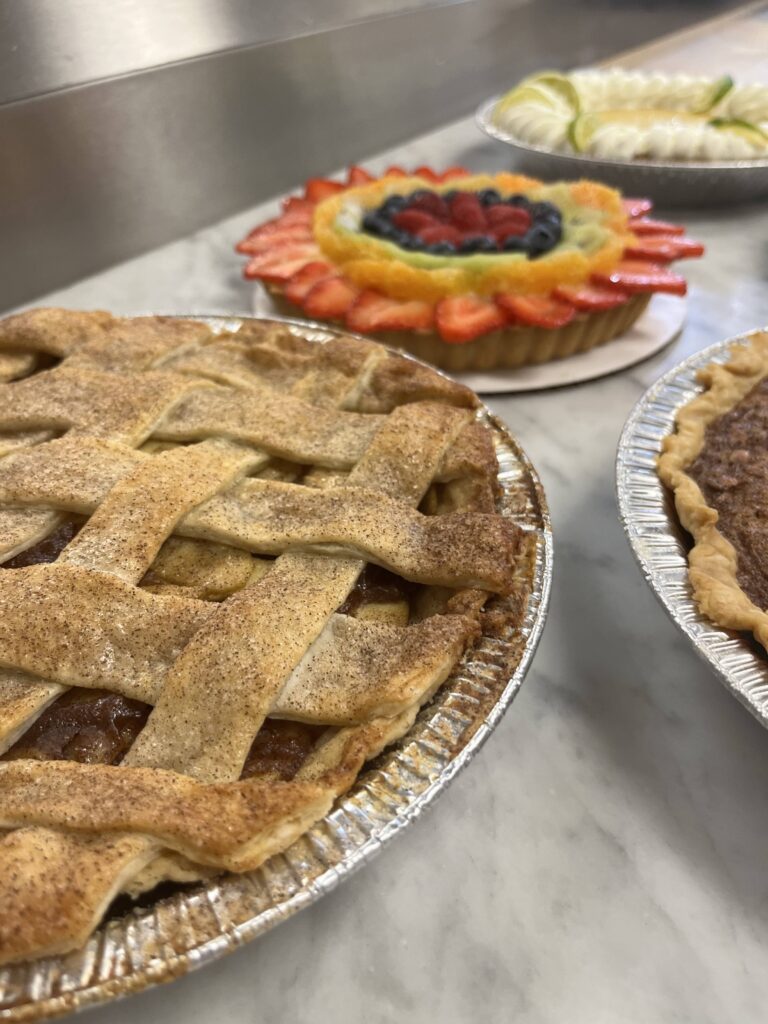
[493,69,768,162]
[237,165,703,372]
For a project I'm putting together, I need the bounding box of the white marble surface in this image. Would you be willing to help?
[20,69,768,1024]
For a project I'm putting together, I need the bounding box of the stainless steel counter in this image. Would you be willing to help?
[0,0,745,312]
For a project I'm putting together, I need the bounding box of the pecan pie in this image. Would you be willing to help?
[0,308,527,964]
[659,330,768,650]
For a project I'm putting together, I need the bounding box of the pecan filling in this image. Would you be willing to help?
[2,689,150,765]
[2,687,323,779]
[689,376,768,610]
[2,516,84,568]
[338,563,412,615]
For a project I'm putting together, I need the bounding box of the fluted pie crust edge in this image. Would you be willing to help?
[658,330,768,651]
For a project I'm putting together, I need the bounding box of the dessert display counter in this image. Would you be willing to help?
[2,2,768,1021]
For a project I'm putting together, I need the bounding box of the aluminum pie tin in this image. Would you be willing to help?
[0,315,552,1022]
[616,331,768,728]
[476,95,768,207]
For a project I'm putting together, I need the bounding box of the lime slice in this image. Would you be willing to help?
[495,84,561,117]
[693,75,734,114]
[528,72,581,115]
[708,117,768,147]
[567,113,603,153]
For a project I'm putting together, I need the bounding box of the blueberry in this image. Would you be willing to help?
[398,234,422,251]
[410,189,437,201]
[477,188,502,205]
[525,223,559,258]
[530,201,561,222]
[362,212,390,236]
[502,235,527,252]
[426,241,458,255]
[507,194,532,210]
[442,190,459,203]
[459,235,498,254]
[381,194,407,214]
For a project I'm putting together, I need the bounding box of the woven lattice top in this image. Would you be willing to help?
[0,308,524,964]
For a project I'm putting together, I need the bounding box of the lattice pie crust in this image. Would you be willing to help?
[0,309,527,963]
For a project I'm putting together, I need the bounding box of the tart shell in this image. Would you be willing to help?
[268,288,650,372]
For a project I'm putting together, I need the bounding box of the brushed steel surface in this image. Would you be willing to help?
[617,334,768,729]
[0,0,741,313]
[0,314,552,1024]
[0,0,459,104]
[476,94,768,206]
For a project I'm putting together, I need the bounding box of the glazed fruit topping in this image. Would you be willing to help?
[361,189,563,258]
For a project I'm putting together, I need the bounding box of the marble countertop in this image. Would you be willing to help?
[20,12,768,1023]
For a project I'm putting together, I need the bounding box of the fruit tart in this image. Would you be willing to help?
[659,330,768,652]
[492,69,768,161]
[237,165,703,372]
[0,307,529,964]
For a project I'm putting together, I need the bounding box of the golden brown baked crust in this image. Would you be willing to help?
[658,330,768,649]
[0,307,526,964]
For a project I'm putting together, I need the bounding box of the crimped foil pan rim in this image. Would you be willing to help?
[616,330,768,728]
[476,94,768,172]
[0,315,552,1022]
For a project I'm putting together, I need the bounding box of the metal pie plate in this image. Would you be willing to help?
[0,315,552,1022]
[617,331,768,727]
[476,95,768,207]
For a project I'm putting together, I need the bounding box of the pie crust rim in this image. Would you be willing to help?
[658,329,768,651]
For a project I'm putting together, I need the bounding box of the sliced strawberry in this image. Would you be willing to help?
[622,197,653,219]
[409,192,450,220]
[418,224,463,246]
[393,209,439,233]
[244,209,314,242]
[236,225,314,255]
[383,165,408,178]
[493,225,528,243]
[304,178,345,203]
[497,294,575,328]
[436,295,507,344]
[303,277,359,319]
[628,217,685,236]
[486,205,531,228]
[553,284,630,311]
[284,261,336,305]
[592,260,687,296]
[440,166,471,180]
[449,193,486,232]
[282,196,316,216]
[244,246,321,282]
[413,166,440,183]
[347,165,376,186]
[347,291,434,333]
[624,236,705,262]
